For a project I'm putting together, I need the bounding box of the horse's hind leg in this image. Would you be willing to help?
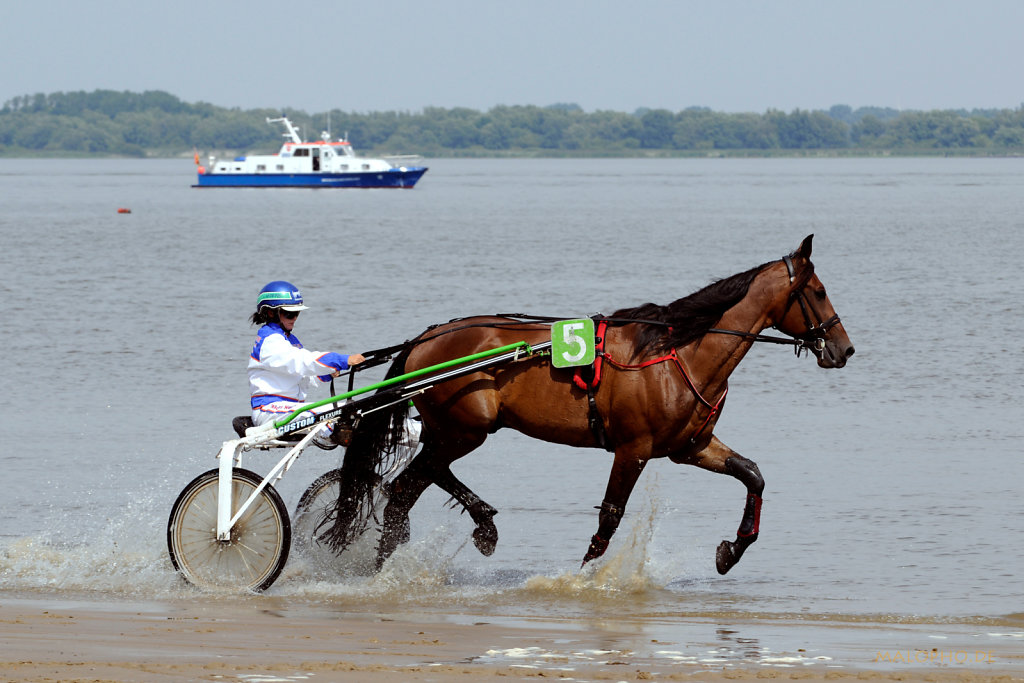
[377,449,436,570]
[678,436,764,575]
[376,434,497,568]
[431,466,499,556]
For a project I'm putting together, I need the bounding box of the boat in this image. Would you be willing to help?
[192,117,427,188]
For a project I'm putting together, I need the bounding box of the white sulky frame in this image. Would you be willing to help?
[214,423,318,541]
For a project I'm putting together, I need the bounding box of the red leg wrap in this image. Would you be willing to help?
[737,493,762,538]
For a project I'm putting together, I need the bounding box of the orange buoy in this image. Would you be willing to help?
[117,208,131,214]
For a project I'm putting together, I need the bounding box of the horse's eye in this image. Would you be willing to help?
[814,289,827,301]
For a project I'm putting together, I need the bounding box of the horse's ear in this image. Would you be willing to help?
[797,234,814,259]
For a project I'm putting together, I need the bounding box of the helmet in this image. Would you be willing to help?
[256,280,309,312]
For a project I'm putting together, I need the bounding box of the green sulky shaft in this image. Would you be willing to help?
[273,340,533,429]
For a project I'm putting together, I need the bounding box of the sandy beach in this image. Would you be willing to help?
[1,594,1021,683]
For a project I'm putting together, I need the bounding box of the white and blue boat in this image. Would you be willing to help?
[193,116,427,188]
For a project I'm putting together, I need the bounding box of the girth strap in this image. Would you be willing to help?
[571,321,613,452]
[586,391,612,452]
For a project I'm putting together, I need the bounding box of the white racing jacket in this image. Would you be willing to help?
[248,322,351,425]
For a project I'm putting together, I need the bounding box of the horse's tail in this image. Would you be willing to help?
[317,347,414,553]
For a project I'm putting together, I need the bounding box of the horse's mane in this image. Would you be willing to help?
[610,259,775,359]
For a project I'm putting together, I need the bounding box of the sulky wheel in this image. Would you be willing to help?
[293,468,385,576]
[167,467,290,592]
[292,468,345,559]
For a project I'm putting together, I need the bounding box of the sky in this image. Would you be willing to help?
[2,0,1022,115]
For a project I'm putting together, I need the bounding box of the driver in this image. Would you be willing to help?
[248,280,364,447]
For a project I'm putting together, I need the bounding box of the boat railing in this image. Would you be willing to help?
[383,154,426,168]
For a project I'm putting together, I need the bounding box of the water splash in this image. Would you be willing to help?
[523,479,672,600]
[0,525,178,597]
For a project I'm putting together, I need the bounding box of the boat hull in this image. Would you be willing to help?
[193,167,427,188]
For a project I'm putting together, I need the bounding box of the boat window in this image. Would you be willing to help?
[340,165,348,171]
[294,148,309,157]
[362,164,370,170]
[256,164,266,172]
[276,164,285,171]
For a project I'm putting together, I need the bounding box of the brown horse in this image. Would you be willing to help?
[322,235,854,574]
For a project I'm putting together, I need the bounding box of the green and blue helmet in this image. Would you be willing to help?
[256,280,309,313]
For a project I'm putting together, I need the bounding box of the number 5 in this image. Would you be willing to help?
[562,322,588,363]
[551,319,595,368]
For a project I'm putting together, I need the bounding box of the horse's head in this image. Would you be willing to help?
[773,235,855,368]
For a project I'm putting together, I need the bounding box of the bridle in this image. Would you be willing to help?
[686,254,840,357]
[777,254,842,356]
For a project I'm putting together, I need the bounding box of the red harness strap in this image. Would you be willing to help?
[573,320,608,391]
[602,347,728,443]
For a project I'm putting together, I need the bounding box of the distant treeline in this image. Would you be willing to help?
[2,90,1023,157]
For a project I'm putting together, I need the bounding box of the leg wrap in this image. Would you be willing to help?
[737,493,762,538]
[582,500,625,566]
[597,500,625,532]
[724,455,764,496]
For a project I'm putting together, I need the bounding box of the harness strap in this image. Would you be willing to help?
[573,320,608,391]
[572,321,612,451]
[603,348,728,444]
[586,391,611,451]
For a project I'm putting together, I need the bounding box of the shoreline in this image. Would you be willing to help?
[1,593,1021,682]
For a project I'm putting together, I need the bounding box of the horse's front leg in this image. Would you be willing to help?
[582,446,648,566]
[677,436,764,574]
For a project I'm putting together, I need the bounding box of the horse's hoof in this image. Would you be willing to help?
[716,540,736,575]
[472,521,498,556]
[581,533,609,566]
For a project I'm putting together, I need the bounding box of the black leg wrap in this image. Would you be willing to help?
[716,457,764,576]
[582,500,625,566]
[597,500,625,532]
[724,455,764,496]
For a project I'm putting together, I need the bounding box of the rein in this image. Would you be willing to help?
[343,254,840,380]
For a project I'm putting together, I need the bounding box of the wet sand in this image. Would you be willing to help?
[1,594,1022,682]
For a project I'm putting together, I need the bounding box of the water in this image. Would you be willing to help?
[1,157,1023,643]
